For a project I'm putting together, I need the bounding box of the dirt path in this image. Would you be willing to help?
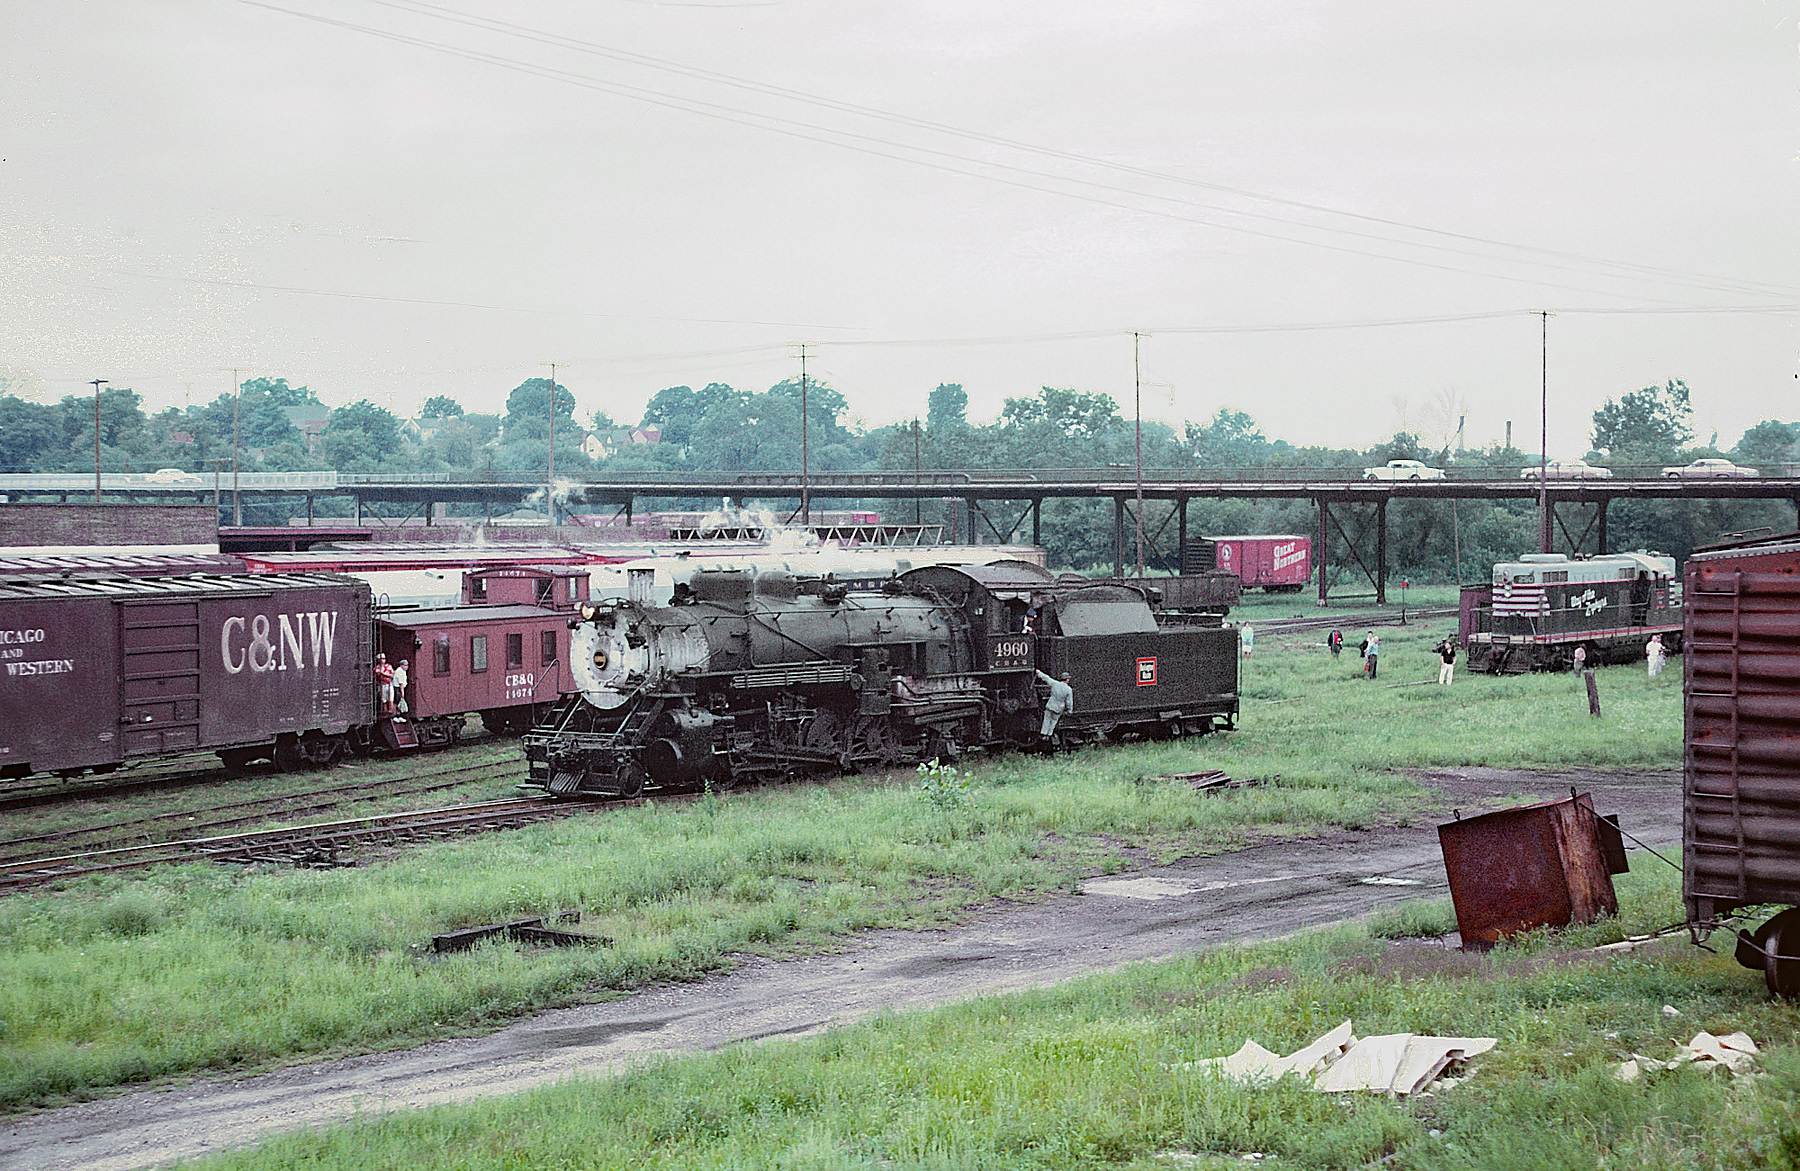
[1,767,1685,1171]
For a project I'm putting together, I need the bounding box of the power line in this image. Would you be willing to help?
[345,0,1799,302]
[240,0,1794,302]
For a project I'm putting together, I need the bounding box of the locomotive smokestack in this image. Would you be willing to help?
[627,568,655,606]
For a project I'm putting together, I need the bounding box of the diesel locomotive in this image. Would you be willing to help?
[1459,551,1683,673]
[523,560,1240,797]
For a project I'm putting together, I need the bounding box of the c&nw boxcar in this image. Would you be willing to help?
[0,573,371,778]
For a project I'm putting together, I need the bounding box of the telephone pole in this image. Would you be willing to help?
[542,363,558,525]
[89,379,108,503]
[793,344,811,525]
[1538,312,1553,554]
[1133,332,1146,580]
[231,370,242,526]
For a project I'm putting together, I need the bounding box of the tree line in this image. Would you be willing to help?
[0,371,1792,577]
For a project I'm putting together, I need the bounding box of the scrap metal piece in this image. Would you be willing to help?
[1438,793,1620,948]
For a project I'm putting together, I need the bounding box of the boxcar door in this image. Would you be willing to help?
[118,598,204,757]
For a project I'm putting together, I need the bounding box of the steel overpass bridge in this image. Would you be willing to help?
[3,469,1795,605]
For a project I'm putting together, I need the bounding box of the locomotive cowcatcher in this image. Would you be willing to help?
[523,561,1239,797]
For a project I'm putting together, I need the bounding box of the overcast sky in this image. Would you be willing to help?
[4,1,1796,457]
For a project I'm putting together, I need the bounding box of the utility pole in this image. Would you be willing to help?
[231,370,242,526]
[1133,332,1146,580]
[912,418,922,525]
[794,344,811,525]
[1538,311,1553,554]
[542,363,558,525]
[89,379,108,503]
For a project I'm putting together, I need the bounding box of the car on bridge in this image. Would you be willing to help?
[1519,459,1613,480]
[1661,458,1758,479]
[1362,459,1445,481]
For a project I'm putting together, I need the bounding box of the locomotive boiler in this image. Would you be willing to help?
[524,561,1240,797]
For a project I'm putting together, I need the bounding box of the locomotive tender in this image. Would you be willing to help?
[524,560,1239,797]
[1459,551,1682,673]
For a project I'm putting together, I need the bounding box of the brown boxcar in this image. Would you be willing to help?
[1682,531,1800,997]
[0,573,371,777]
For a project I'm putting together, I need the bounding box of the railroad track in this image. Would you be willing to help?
[0,754,530,864]
[0,793,602,892]
[1256,606,1457,635]
[0,734,519,813]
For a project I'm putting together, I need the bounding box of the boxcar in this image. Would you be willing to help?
[1680,531,1800,997]
[1184,536,1310,592]
[0,573,371,778]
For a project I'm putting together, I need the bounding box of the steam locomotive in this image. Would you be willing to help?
[524,561,1240,796]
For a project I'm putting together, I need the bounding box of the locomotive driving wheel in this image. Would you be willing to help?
[851,715,902,768]
[802,709,850,757]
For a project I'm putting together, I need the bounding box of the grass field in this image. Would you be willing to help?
[0,614,1687,1118]
[171,863,1800,1171]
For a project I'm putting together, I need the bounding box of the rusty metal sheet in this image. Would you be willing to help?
[1438,793,1619,948]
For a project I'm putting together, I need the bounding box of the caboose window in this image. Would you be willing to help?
[433,636,450,676]
[540,629,556,666]
[506,632,524,668]
[471,634,488,673]
[535,579,553,604]
[471,579,487,601]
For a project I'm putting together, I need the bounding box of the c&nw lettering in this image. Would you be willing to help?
[221,611,341,675]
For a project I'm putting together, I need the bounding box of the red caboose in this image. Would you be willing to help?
[373,566,587,744]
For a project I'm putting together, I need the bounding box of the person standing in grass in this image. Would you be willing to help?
[1364,634,1380,680]
[1646,634,1667,677]
[1435,636,1456,685]
[1328,628,1343,658]
[1573,644,1587,675]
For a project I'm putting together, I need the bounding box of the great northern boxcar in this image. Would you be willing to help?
[1680,531,1800,997]
[0,572,371,778]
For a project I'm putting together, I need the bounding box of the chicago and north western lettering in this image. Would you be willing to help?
[221,611,341,675]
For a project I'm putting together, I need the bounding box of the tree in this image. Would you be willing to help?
[0,395,65,471]
[1590,379,1693,455]
[1185,408,1271,468]
[1734,420,1799,469]
[324,400,402,452]
[502,378,576,444]
[420,395,464,419]
[927,383,968,435]
[240,377,320,407]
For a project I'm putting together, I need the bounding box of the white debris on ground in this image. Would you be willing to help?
[1188,1020,1497,1096]
[1616,1031,1759,1081]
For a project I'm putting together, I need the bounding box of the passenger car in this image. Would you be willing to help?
[1661,458,1758,479]
[1520,460,1612,480]
[1362,459,1445,481]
